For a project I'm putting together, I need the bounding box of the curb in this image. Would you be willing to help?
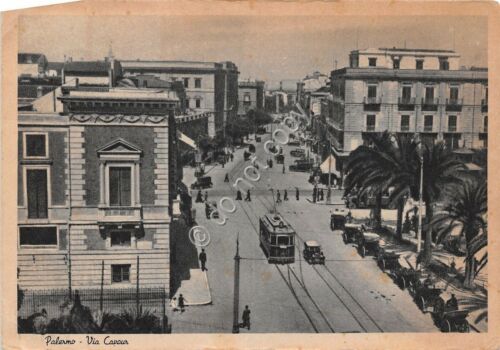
[185,271,212,306]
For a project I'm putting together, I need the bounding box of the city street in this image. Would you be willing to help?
[170,127,437,333]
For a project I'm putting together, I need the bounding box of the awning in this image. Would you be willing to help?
[465,162,483,172]
[319,155,340,177]
[177,130,197,149]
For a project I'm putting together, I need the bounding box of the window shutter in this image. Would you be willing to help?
[27,169,48,218]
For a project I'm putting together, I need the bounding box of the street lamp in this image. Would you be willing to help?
[232,234,240,333]
[414,133,424,253]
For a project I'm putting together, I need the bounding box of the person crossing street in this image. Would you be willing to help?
[284,189,288,201]
[276,190,282,203]
[295,187,300,201]
[199,248,207,271]
[245,189,252,201]
[241,305,251,330]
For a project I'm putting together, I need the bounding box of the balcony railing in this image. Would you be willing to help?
[366,125,376,132]
[398,97,416,105]
[423,125,434,132]
[98,207,142,223]
[448,125,458,132]
[400,125,410,132]
[364,96,381,104]
[421,98,439,111]
[446,98,463,111]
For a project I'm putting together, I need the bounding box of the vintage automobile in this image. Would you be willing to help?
[191,176,213,190]
[287,139,300,146]
[290,148,306,158]
[248,144,256,153]
[205,201,219,219]
[256,126,267,134]
[343,223,364,244]
[377,248,401,271]
[289,159,314,172]
[356,230,380,258]
[330,209,350,231]
[302,240,325,265]
[275,154,285,164]
[255,136,262,142]
[243,151,251,161]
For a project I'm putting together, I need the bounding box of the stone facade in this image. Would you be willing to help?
[17,89,178,293]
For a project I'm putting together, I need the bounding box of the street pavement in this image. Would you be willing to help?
[169,129,438,333]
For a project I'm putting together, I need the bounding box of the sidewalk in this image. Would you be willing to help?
[380,226,488,332]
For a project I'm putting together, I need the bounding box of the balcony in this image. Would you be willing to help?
[421,98,439,111]
[400,125,410,132]
[446,98,463,112]
[398,97,416,111]
[98,206,143,224]
[448,125,458,132]
[366,124,376,132]
[423,125,434,132]
[481,99,488,112]
[363,96,381,111]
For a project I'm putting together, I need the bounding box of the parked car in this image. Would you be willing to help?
[290,148,305,158]
[256,127,267,134]
[275,154,285,164]
[191,176,213,189]
[288,140,300,146]
[289,159,314,172]
[303,240,325,265]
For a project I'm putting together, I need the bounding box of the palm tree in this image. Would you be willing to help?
[418,142,467,263]
[431,178,487,288]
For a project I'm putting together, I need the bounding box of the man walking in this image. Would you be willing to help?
[245,189,252,202]
[236,190,243,200]
[224,173,230,182]
[199,248,207,271]
[282,164,285,174]
[296,187,300,201]
[276,190,282,203]
[204,191,208,202]
[241,305,251,330]
[178,294,187,313]
[284,189,288,201]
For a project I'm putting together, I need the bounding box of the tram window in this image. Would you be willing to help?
[277,236,289,245]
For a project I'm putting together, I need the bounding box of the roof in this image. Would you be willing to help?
[464,163,483,172]
[63,61,111,74]
[379,48,456,53]
[305,240,320,247]
[18,53,46,64]
[47,62,64,71]
[61,88,179,101]
[121,60,220,71]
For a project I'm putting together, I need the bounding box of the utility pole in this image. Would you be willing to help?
[416,133,424,253]
[327,139,332,204]
[232,234,241,333]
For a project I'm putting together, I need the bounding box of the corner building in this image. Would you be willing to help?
[18,88,179,293]
[325,48,488,182]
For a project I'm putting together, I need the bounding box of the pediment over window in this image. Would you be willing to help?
[97,138,142,156]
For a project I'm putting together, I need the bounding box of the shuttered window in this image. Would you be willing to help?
[109,167,131,206]
[27,169,48,219]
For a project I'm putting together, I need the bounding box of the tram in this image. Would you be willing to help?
[259,213,295,264]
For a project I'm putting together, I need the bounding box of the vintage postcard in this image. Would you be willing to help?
[1,1,499,349]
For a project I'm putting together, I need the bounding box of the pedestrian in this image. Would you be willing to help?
[320,188,324,201]
[284,189,288,201]
[282,164,285,174]
[224,173,230,182]
[222,160,225,168]
[230,153,234,162]
[178,294,186,313]
[313,186,317,203]
[236,190,242,201]
[241,305,251,330]
[245,189,252,201]
[276,190,282,203]
[199,248,207,271]
[295,187,300,201]
[196,190,203,203]
[269,158,273,168]
[170,297,179,312]
[204,191,208,202]
[446,294,459,311]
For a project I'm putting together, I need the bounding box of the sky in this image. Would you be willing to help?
[19,15,487,87]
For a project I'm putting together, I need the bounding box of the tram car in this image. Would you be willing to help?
[259,214,295,264]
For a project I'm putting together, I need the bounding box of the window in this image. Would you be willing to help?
[367,85,377,99]
[425,87,434,102]
[449,86,459,102]
[109,167,131,206]
[185,99,190,109]
[112,264,130,283]
[448,115,457,132]
[393,58,400,69]
[19,226,57,247]
[401,115,410,131]
[484,116,488,133]
[111,231,131,247]
[24,133,47,158]
[439,58,449,71]
[183,78,189,88]
[368,58,377,67]
[402,86,412,102]
[26,169,48,219]
[424,115,433,132]
[277,236,289,245]
[416,59,424,70]
[366,115,376,131]
[152,103,159,108]
[128,102,134,107]
[243,93,251,106]
[195,78,201,88]
[195,99,201,108]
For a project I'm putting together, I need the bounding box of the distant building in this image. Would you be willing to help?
[296,71,330,116]
[47,62,64,77]
[121,60,239,137]
[62,57,122,88]
[18,88,180,293]
[319,47,488,184]
[237,80,265,116]
[18,53,48,77]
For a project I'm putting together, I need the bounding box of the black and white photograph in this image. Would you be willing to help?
[5,2,493,343]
